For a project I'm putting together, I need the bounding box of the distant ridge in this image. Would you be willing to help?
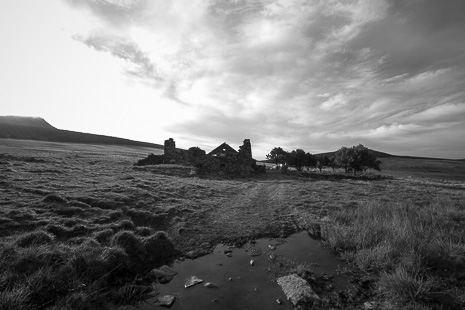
[315,149,395,159]
[0,116,163,148]
[314,150,455,161]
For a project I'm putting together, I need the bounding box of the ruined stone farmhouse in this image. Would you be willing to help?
[163,138,265,175]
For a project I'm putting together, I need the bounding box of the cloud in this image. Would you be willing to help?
[74,34,161,82]
[59,0,465,158]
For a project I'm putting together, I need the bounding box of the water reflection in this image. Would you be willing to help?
[139,231,347,309]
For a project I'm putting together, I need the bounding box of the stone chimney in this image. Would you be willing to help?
[239,139,252,158]
[164,138,176,160]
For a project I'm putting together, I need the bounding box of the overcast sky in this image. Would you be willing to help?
[1,0,465,159]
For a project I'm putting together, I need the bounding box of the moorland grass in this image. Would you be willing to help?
[0,227,177,310]
[322,198,465,309]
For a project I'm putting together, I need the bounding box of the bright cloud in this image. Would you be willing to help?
[1,0,465,159]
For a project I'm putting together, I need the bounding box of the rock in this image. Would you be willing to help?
[204,282,219,288]
[277,274,319,306]
[151,265,178,284]
[185,276,203,288]
[249,248,262,257]
[156,295,176,308]
[276,298,282,305]
[250,259,254,266]
[212,299,219,303]
[269,254,277,260]
[224,249,232,257]
[364,301,377,309]
[268,245,276,250]
[228,277,232,281]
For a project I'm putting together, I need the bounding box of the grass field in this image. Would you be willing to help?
[1,138,464,309]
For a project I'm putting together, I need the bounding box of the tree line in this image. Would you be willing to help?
[266,144,382,175]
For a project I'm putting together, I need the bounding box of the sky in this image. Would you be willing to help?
[1,0,465,159]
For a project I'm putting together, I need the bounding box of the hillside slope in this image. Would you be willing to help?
[0,116,163,148]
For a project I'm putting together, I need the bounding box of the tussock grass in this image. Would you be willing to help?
[42,194,67,204]
[322,198,465,308]
[113,219,136,231]
[14,230,55,247]
[93,229,114,245]
[0,228,176,310]
[126,208,162,226]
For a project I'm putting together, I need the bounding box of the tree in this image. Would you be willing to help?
[335,146,352,173]
[287,149,307,171]
[335,144,382,175]
[304,152,317,171]
[353,144,382,173]
[315,155,330,172]
[266,147,288,167]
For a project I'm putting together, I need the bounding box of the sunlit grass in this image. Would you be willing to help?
[322,198,465,309]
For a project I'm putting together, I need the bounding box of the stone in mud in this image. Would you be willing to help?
[185,276,203,288]
[277,274,319,306]
[249,248,262,257]
[117,306,136,310]
[156,295,176,308]
[364,301,377,309]
[204,282,219,288]
[250,259,254,266]
[151,265,178,284]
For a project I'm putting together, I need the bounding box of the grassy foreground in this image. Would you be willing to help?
[322,198,465,309]
[1,139,465,309]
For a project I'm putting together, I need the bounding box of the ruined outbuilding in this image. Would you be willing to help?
[161,138,264,176]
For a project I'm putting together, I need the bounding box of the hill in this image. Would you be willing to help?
[0,116,163,148]
[315,149,395,159]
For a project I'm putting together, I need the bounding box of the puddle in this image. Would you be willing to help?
[140,231,347,310]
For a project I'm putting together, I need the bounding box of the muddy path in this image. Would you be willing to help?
[210,181,300,237]
[171,178,331,254]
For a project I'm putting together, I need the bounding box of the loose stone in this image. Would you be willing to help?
[277,274,320,306]
[156,295,176,308]
[250,259,254,266]
[150,265,178,284]
[184,276,203,288]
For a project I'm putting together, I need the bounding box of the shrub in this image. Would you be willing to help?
[135,153,165,166]
[15,230,55,247]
